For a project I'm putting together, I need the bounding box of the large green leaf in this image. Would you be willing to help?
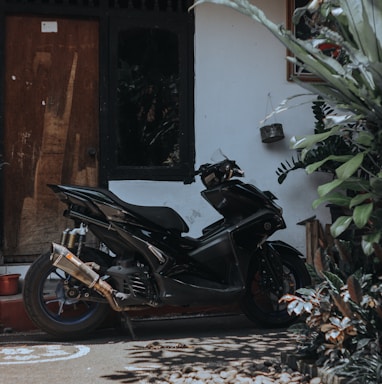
[340,178,371,192]
[305,155,353,175]
[318,178,370,202]
[312,192,351,209]
[353,202,373,228]
[318,178,344,197]
[350,193,373,208]
[331,215,353,237]
[335,152,364,180]
[291,126,339,150]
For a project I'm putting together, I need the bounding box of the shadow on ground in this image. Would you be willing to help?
[99,315,297,383]
[0,314,298,383]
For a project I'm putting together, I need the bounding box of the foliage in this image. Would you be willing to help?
[117,61,180,166]
[191,0,382,380]
[117,28,181,167]
[281,240,382,382]
[276,97,352,184]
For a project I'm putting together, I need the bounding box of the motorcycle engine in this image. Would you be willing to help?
[106,262,155,304]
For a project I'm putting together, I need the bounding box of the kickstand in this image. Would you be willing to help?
[120,312,136,340]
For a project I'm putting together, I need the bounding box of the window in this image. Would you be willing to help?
[117,28,180,167]
[107,5,195,183]
[287,0,320,81]
[0,0,195,184]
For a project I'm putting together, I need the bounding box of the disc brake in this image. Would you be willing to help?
[259,246,285,299]
[44,280,79,315]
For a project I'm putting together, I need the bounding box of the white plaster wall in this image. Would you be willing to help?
[109,0,331,254]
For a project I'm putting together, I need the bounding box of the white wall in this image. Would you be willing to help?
[109,0,331,254]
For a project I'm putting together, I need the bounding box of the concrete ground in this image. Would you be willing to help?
[0,314,318,384]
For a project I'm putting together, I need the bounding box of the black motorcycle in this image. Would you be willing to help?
[23,155,310,338]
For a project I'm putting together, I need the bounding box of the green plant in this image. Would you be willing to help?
[276,97,351,184]
[192,0,382,379]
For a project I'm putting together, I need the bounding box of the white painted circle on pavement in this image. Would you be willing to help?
[0,344,90,365]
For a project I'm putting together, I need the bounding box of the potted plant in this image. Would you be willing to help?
[0,274,20,296]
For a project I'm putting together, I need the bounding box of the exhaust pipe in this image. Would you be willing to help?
[50,243,125,312]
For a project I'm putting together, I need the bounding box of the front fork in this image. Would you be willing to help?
[258,244,285,298]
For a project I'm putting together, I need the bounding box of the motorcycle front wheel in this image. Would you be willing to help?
[23,248,111,339]
[241,251,311,327]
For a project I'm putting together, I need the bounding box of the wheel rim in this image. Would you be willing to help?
[38,266,102,325]
[250,263,298,315]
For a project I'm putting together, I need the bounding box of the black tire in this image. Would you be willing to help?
[241,251,311,327]
[23,248,111,339]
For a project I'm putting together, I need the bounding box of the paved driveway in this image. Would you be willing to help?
[0,314,312,384]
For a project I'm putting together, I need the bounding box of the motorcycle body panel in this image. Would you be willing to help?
[22,159,310,337]
[201,179,283,222]
[47,176,292,308]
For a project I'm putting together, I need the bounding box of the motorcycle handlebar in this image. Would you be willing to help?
[195,159,244,188]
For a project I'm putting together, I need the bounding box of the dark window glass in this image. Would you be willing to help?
[117,28,180,167]
[106,5,194,182]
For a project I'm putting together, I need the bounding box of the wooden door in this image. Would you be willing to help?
[3,16,99,258]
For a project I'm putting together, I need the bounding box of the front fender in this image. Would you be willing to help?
[265,240,305,260]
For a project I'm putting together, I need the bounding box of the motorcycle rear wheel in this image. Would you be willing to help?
[241,251,310,327]
[23,248,111,338]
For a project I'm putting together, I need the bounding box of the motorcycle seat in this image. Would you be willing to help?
[126,204,190,234]
[97,189,190,234]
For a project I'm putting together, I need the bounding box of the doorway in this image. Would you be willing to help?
[3,16,99,259]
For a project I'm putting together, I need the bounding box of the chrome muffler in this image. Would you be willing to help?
[50,243,125,312]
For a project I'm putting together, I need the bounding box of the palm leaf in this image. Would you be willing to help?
[276,155,304,184]
[339,0,382,62]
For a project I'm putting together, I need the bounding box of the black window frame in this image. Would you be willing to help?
[105,9,195,183]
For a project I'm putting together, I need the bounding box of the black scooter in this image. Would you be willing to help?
[23,155,310,338]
